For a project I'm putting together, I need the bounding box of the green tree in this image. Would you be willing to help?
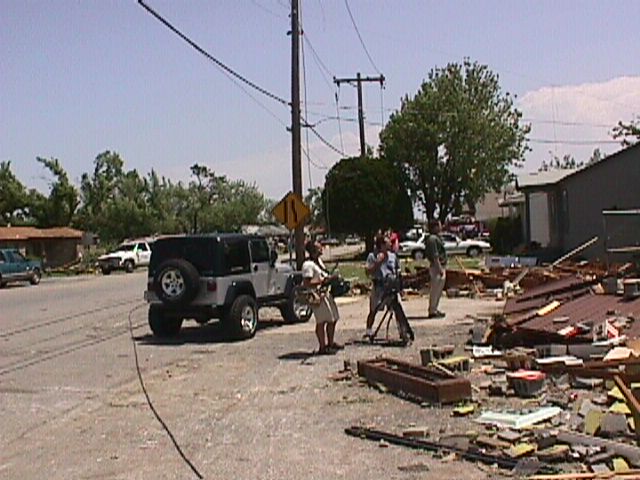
[323,155,413,250]
[0,161,29,225]
[304,187,325,229]
[184,164,266,233]
[379,59,530,222]
[76,151,125,235]
[28,157,79,227]
[539,153,583,171]
[612,116,640,147]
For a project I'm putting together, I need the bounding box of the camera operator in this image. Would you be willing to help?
[364,235,395,339]
[364,235,414,344]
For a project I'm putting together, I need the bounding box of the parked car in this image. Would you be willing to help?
[97,240,153,274]
[344,235,361,245]
[445,216,490,239]
[319,236,340,246]
[144,234,309,340]
[0,249,42,288]
[398,233,491,260]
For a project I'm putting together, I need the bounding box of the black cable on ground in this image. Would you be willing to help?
[127,305,204,479]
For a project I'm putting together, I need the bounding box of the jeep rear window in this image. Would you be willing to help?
[150,237,222,276]
[223,240,251,274]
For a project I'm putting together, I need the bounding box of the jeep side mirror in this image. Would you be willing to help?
[269,249,278,266]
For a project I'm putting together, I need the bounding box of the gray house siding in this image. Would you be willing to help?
[518,143,640,261]
[561,145,640,259]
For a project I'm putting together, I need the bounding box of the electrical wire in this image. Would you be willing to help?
[379,81,385,127]
[127,305,204,479]
[249,0,286,18]
[303,121,346,156]
[302,35,334,90]
[343,0,381,75]
[138,0,289,107]
[302,145,329,170]
[335,84,344,151]
[523,118,614,128]
[529,138,619,145]
[300,4,314,188]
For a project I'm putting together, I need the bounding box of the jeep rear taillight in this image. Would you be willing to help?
[207,280,217,292]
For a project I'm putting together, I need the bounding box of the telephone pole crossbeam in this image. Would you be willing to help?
[334,73,385,158]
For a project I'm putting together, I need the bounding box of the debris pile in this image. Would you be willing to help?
[347,263,640,477]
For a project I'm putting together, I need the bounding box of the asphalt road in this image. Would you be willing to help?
[0,270,503,480]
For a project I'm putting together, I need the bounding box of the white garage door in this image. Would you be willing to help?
[529,192,550,247]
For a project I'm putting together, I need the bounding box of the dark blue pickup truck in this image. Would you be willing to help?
[0,249,42,288]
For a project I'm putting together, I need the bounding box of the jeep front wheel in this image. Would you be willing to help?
[148,307,183,337]
[224,295,258,340]
[281,285,312,323]
[124,260,135,273]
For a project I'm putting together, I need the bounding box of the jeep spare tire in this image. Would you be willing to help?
[154,259,200,306]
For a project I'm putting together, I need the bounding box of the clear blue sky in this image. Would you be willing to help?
[2,0,639,199]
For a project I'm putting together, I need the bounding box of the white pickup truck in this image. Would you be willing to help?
[97,240,152,275]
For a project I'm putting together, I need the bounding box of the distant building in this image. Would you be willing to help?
[516,143,640,261]
[0,226,84,268]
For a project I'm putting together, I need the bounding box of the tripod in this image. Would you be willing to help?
[369,277,414,345]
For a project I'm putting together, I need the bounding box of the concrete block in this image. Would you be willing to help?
[402,426,430,438]
[584,410,604,435]
[419,345,455,365]
[537,444,569,462]
[599,413,628,438]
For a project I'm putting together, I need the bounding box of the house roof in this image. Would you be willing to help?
[0,226,84,241]
[517,142,640,190]
[516,169,578,189]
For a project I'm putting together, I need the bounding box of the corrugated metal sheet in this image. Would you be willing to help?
[504,276,597,315]
[0,227,83,240]
[516,292,640,337]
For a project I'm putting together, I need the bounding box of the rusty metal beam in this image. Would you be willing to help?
[613,375,640,443]
[357,357,471,404]
[344,426,551,472]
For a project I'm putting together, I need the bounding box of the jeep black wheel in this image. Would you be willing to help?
[101,266,112,275]
[224,295,258,340]
[148,307,183,337]
[154,259,200,306]
[281,285,312,323]
[30,268,42,285]
[124,260,135,273]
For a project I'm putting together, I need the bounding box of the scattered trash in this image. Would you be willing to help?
[475,407,562,429]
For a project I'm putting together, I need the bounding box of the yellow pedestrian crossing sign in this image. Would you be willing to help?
[272,191,311,230]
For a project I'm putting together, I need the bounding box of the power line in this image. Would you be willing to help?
[302,119,347,156]
[300,2,314,187]
[523,117,615,128]
[127,305,204,479]
[335,89,345,152]
[249,0,286,18]
[138,0,289,107]
[302,34,334,90]
[529,138,620,145]
[343,0,381,75]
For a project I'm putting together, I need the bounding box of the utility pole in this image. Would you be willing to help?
[334,73,385,158]
[290,0,304,270]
